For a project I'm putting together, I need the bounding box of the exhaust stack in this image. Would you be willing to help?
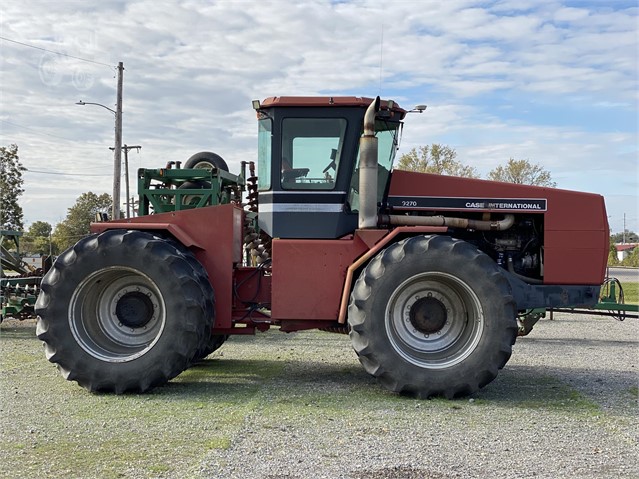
[358,96,380,229]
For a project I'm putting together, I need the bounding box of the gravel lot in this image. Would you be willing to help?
[1,312,637,479]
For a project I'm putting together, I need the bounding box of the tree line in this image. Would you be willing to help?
[396,144,557,187]
[18,192,111,255]
[1,144,111,255]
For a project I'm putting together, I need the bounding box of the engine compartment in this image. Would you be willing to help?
[455,214,544,283]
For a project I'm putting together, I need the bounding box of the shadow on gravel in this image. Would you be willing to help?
[167,356,378,399]
[478,364,636,414]
[165,358,284,389]
[156,351,638,409]
[520,336,637,348]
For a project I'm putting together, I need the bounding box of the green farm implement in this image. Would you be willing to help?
[517,274,638,335]
[547,275,638,320]
[137,160,248,216]
[1,230,50,321]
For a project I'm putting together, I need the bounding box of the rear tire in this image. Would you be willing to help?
[348,235,517,399]
[184,151,228,172]
[194,334,228,360]
[35,230,213,393]
[159,237,219,362]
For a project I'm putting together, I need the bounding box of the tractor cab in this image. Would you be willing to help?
[253,96,406,239]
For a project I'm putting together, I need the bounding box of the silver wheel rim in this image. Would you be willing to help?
[385,271,484,369]
[69,267,166,362]
[191,160,214,171]
[182,193,203,206]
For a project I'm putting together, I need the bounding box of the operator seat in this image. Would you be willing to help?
[281,157,309,183]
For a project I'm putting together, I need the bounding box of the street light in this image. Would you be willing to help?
[75,61,124,220]
[76,100,116,114]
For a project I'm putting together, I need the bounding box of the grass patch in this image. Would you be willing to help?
[206,437,231,450]
[620,282,638,304]
[477,372,602,417]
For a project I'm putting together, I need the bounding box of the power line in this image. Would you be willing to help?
[1,120,80,142]
[0,120,115,149]
[26,160,114,172]
[0,36,113,68]
[25,168,112,177]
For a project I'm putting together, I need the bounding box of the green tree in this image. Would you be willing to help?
[396,144,480,178]
[610,230,638,244]
[53,192,112,252]
[22,221,55,255]
[621,247,639,267]
[0,144,26,230]
[607,242,619,266]
[488,158,556,187]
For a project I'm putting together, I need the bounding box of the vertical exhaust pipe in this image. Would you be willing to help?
[358,96,380,229]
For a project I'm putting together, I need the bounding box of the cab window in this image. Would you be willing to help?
[281,118,347,190]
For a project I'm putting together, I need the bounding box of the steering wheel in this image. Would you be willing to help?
[322,161,336,174]
[322,148,338,174]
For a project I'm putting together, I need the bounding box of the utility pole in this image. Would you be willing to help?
[113,62,124,220]
[111,144,141,218]
[76,60,124,220]
[623,213,626,243]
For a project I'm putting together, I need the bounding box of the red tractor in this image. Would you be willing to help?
[35,96,609,398]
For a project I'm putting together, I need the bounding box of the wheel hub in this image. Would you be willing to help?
[69,268,166,362]
[385,272,485,369]
[409,297,447,334]
[115,291,154,328]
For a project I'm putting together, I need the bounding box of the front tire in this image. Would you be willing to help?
[35,230,214,393]
[348,235,517,398]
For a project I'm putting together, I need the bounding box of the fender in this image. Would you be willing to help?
[337,226,447,323]
[92,221,203,250]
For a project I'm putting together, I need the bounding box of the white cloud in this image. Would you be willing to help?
[554,7,590,22]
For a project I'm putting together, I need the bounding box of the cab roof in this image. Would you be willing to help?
[259,96,406,119]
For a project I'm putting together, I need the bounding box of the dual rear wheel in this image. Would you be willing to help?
[36,230,216,393]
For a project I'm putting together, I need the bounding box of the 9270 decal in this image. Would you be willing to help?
[388,196,547,212]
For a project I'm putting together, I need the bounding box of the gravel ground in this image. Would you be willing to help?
[1,312,637,479]
[197,314,639,479]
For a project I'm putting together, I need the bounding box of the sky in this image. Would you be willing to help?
[1,0,637,235]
